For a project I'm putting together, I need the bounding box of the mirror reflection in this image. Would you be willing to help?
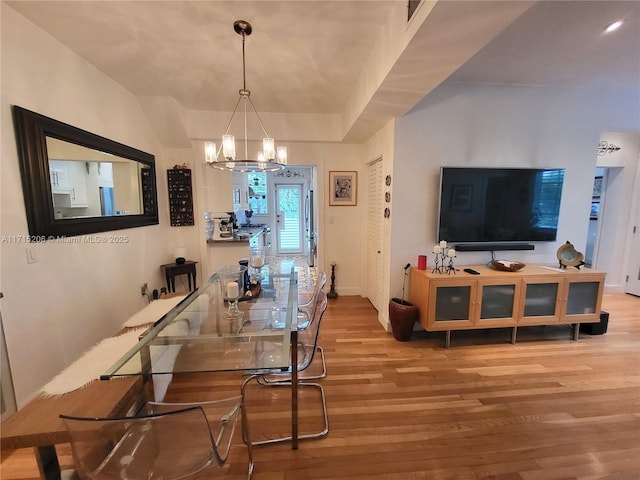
[47,137,145,219]
[12,105,158,238]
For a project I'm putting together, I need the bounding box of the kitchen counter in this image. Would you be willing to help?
[207,226,263,244]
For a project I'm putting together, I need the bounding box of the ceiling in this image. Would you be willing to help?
[6,0,639,142]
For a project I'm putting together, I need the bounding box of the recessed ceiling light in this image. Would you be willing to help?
[605,20,623,33]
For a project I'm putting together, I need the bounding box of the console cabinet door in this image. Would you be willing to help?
[519,276,563,325]
[475,278,521,328]
[427,278,477,330]
[560,275,604,324]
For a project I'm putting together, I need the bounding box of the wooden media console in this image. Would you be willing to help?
[409,264,605,347]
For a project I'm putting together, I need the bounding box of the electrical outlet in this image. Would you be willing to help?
[141,283,148,296]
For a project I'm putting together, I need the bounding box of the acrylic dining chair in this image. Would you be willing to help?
[241,291,329,446]
[294,271,328,380]
[60,395,253,480]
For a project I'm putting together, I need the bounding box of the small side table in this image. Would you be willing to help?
[161,261,198,293]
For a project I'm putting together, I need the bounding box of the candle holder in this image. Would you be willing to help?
[432,242,456,274]
[445,252,457,275]
[218,265,247,319]
[249,245,266,281]
[327,262,338,299]
[432,250,444,274]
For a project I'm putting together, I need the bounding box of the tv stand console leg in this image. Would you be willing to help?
[444,330,451,349]
[511,326,517,345]
[572,323,580,341]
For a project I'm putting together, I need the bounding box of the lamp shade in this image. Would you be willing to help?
[204,142,216,163]
[222,135,235,160]
[174,247,187,264]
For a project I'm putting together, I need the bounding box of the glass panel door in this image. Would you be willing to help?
[480,284,516,320]
[275,183,303,255]
[566,281,600,315]
[435,286,472,321]
[524,283,558,317]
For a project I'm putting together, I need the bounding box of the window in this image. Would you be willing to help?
[248,172,268,214]
[533,169,564,229]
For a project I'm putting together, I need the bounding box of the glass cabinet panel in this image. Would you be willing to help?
[566,282,599,315]
[523,283,558,317]
[480,284,515,319]
[435,286,471,321]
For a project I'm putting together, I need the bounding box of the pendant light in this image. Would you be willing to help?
[204,20,287,172]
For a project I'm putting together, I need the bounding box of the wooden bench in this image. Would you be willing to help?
[0,293,191,479]
[1,376,143,479]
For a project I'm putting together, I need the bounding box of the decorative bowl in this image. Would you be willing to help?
[557,242,585,267]
[490,259,526,272]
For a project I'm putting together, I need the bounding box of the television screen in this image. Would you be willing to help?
[438,167,564,244]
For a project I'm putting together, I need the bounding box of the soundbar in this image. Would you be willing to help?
[454,243,535,252]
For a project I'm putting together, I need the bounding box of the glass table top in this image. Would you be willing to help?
[101,268,298,379]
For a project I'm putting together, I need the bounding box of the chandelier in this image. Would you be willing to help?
[204,20,287,172]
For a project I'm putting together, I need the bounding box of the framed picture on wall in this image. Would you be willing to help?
[329,171,357,206]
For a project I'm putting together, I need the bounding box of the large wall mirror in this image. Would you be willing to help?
[12,106,158,238]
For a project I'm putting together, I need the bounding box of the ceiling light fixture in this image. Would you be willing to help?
[604,20,623,33]
[204,20,287,173]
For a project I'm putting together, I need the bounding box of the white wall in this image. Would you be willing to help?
[0,5,178,406]
[392,84,639,301]
[595,132,640,290]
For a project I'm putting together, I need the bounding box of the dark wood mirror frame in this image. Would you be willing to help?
[12,105,159,238]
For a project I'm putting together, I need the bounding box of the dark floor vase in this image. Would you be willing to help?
[389,298,418,341]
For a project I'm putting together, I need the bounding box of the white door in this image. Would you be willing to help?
[625,161,640,296]
[275,183,304,255]
[366,159,383,311]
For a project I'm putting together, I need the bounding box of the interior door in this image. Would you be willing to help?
[275,183,304,255]
[366,159,383,311]
[625,161,640,296]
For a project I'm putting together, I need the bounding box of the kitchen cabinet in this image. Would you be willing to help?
[49,160,70,192]
[49,160,88,207]
[409,264,605,346]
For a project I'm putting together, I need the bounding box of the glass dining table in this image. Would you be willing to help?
[101,266,301,448]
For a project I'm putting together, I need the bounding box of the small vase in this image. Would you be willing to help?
[388,298,418,341]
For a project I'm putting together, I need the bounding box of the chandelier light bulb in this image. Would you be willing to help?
[204,142,216,163]
[277,146,288,165]
[263,137,275,160]
[257,151,266,162]
[222,134,236,160]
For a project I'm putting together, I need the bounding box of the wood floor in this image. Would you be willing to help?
[2,293,639,479]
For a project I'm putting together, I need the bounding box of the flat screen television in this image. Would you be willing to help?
[437,167,565,245]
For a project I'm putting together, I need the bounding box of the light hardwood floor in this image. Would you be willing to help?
[2,293,639,479]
